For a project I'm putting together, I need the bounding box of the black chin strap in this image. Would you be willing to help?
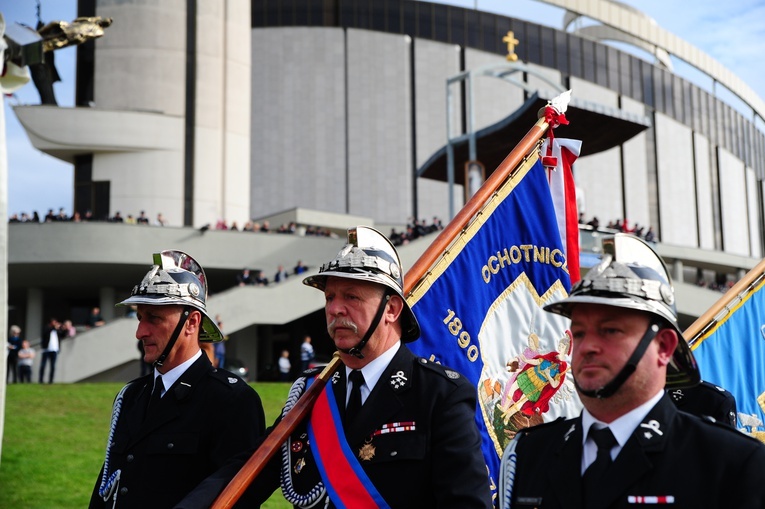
[341,292,392,359]
[153,307,191,369]
[575,319,662,399]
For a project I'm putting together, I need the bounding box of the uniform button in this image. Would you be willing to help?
[167,442,174,449]
[390,451,397,456]
[126,454,134,462]
[119,487,128,495]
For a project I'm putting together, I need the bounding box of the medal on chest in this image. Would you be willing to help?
[358,439,376,461]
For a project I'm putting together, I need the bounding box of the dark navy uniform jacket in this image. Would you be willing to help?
[249,344,493,508]
[667,380,737,427]
[89,354,265,509]
[502,394,765,509]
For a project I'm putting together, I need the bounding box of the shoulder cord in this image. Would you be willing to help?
[279,376,327,508]
[97,382,134,506]
[498,434,521,509]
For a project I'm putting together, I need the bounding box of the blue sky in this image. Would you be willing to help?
[4,0,765,217]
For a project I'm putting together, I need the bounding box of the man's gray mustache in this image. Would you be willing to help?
[328,318,358,335]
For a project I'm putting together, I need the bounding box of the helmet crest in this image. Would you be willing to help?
[118,250,223,342]
[544,234,699,389]
[304,226,420,343]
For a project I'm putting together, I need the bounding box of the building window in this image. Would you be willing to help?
[540,26,555,68]
[594,43,608,88]
[607,46,619,90]
[581,39,596,82]
[526,23,541,64]
[555,32,569,75]
[569,36,582,79]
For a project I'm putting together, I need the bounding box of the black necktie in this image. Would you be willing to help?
[345,370,365,425]
[146,375,163,418]
[583,426,617,500]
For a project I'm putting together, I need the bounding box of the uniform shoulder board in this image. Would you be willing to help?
[696,415,765,445]
[209,368,247,389]
[698,414,753,435]
[415,357,464,382]
[302,366,322,377]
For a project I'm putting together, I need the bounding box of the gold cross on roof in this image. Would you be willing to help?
[502,31,519,62]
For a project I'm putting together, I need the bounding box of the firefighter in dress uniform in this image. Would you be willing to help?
[249,226,493,508]
[89,250,265,508]
[498,234,765,509]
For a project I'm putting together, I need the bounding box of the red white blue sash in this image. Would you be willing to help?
[307,378,391,509]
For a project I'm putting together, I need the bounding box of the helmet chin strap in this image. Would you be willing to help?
[575,318,663,399]
[153,307,191,370]
[341,291,392,359]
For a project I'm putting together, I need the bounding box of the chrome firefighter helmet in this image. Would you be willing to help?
[544,233,699,389]
[118,250,223,342]
[304,226,420,343]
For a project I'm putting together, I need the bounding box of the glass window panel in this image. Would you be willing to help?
[481,13,496,52]
[449,7,465,46]
[466,10,480,48]
[699,89,709,136]
[525,24,541,64]
[540,26,555,67]
[594,43,608,87]
[265,3,280,26]
[555,31,569,75]
[252,2,265,27]
[371,1,386,31]
[715,100,724,146]
[671,75,684,123]
[495,17,512,56]
[510,20,527,62]
[607,46,619,91]
[652,66,664,113]
[630,56,656,107]
[619,52,631,97]
[582,39,596,82]
[403,1,416,34]
[689,84,700,131]
[569,36,582,79]
[387,0,401,33]
[294,0,308,25]
[725,105,734,154]
[356,0,371,30]
[417,5,431,38]
[434,4,448,42]
[339,1,354,27]
[309,1,326,26]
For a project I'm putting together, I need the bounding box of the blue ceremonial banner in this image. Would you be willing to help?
[691,272,765,440]
[407,154,582,497]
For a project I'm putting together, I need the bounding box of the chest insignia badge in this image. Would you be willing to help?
[390,371,408,389]
[358,440,376,461]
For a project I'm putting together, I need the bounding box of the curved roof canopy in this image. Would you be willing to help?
[417,92,649,185]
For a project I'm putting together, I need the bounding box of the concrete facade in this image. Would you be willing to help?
[8,0,765,383]
[16,0,252,228]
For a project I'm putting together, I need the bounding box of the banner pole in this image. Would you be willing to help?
[211,355,343,508]
[405,116,550,295]
[212,107,556,508]
[684,257,765,346]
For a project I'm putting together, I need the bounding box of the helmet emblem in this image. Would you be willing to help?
[659,284,674,305]
[189,283,200,297]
